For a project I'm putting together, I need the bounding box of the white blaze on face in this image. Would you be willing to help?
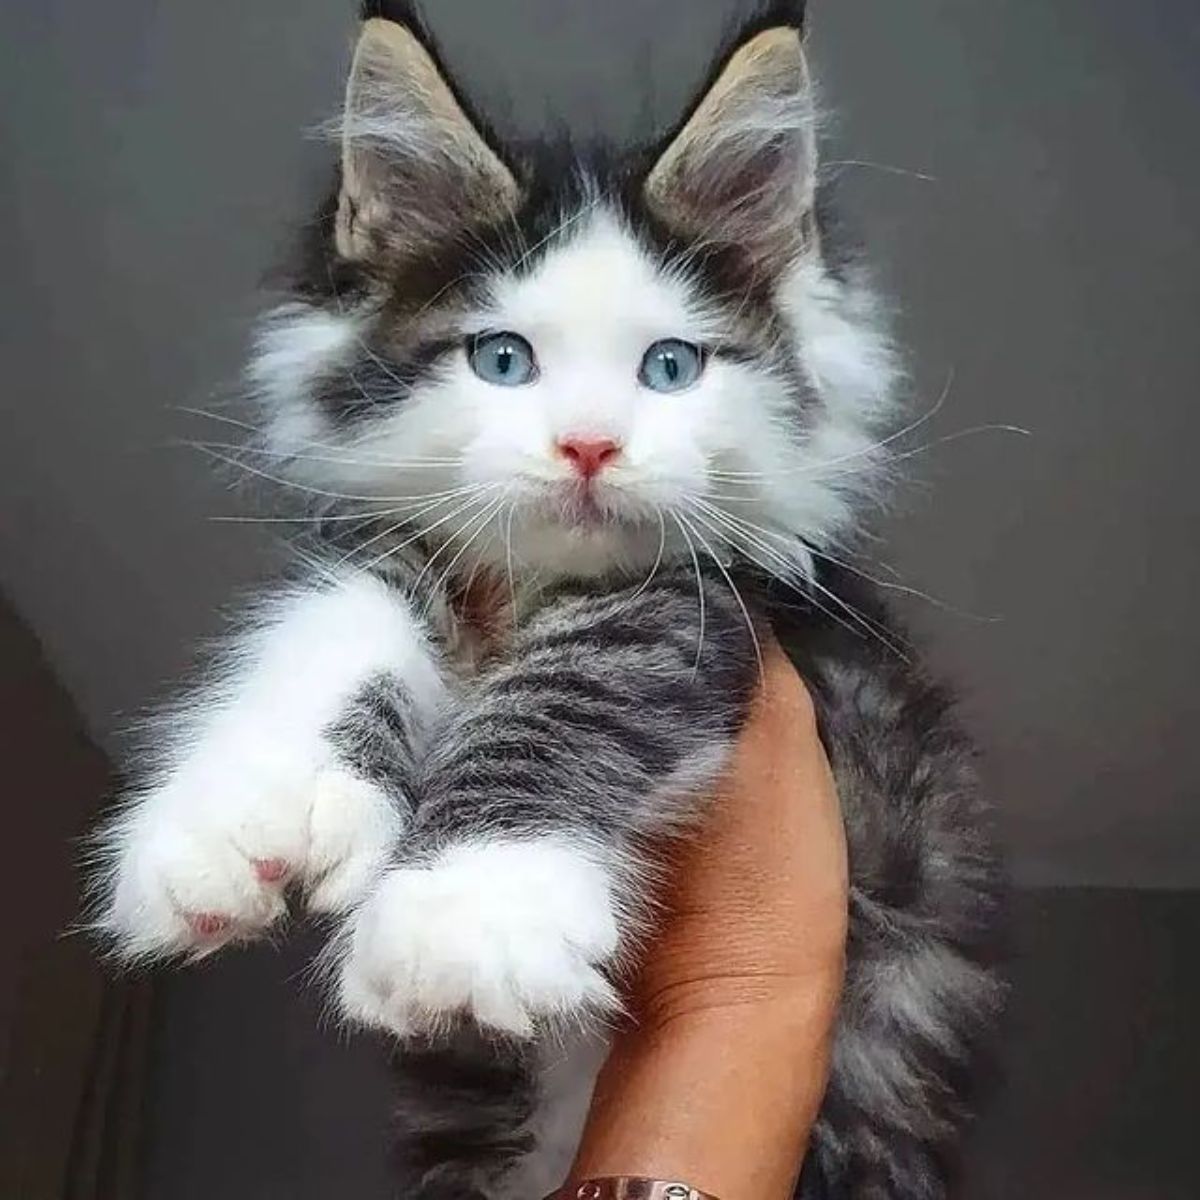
[459,213,721,504]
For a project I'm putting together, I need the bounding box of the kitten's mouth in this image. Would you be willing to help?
[545,481,622,530]
[565,489,605,525]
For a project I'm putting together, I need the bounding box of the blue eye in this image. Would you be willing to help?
[468,331,538,387]
[639,339,705,393]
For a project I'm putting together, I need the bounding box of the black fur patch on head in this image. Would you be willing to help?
[360,0,426,29]
[312,337,459,424]
[751,0,808,31]
[279,173,372,304]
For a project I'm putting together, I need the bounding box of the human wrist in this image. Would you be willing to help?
[630,958,844,1034]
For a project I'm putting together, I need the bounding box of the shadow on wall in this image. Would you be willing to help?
[0,596,151,1198]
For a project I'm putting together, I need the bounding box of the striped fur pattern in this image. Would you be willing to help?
[91,3,1002,1198]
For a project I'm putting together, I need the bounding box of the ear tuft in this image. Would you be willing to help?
[336,17,520,265]
[645,25,817,269]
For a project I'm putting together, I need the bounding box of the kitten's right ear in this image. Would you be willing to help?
[336,17,520,264]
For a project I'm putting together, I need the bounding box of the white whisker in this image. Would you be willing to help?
[708,367,960,482]
[684,499,910,661]
[194,445,453,504]
[422,495,509,615]
[176,405,260,433]
[803,542,1002,623]
[210,508,404,525]
[351,486,502,574]
[411,495,504,608]
[503,502,519,622]
[511,187,609,273]
[674,509,764,679]
[624,508,667,606]
[824,158,937,183]
[668,509,706,676]
[190,440,462,471]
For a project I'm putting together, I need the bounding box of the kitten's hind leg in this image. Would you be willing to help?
[390,1028,607,1200]
[389,1029,538,1200]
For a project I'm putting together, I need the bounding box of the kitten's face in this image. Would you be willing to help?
[252,16,896,583]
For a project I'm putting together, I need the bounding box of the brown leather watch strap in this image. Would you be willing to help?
[547,1180,719,1200]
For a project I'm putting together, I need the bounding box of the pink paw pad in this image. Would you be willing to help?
[188,912,232,939]
[252,857,290,884]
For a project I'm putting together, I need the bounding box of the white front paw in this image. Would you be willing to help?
[338,839,621,1038]
[100,750,400,961]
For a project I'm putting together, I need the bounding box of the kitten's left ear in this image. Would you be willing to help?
[645,23,817,267]
[336,17,520,264]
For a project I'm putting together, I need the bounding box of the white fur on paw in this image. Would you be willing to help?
[101,752,399,961]
[305,768,400,913]
[338,839,621,1038]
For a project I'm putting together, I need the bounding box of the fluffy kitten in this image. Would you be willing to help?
[95,3,1002,1197]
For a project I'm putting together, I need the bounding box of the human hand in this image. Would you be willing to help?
[568,639,848,1200]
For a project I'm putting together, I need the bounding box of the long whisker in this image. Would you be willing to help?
[194,445,453,504]
[411,495,504,609]
[674,509,764,679]
[511,188,609,273]
[824,158,937,182]
[317,485,501,565]
[358,495,490,578]
[802,541,1002,623]
[684,507,866,652]
[352,486,502,574]
[708,367,960,481]
[191,440,464,471]
[791,422,1034,486]
[624,508,667,605]
[668,509,706,676]
[176,405,259,432]
[179,407,466,473]
[210,508,404,525]
[503,502,519,622]
[862,422,1032,471]
[687,497,806,582]
[684,500,910,661]
[803,570,912,662]
[422,495,509,616]
[209,481,483,526]
[458,525,495,607]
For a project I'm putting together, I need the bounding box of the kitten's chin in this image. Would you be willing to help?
[496,509,666,582]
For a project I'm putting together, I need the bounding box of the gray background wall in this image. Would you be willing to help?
[2,0,1198,888]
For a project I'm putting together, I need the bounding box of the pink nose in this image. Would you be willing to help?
[557,436,621,479]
